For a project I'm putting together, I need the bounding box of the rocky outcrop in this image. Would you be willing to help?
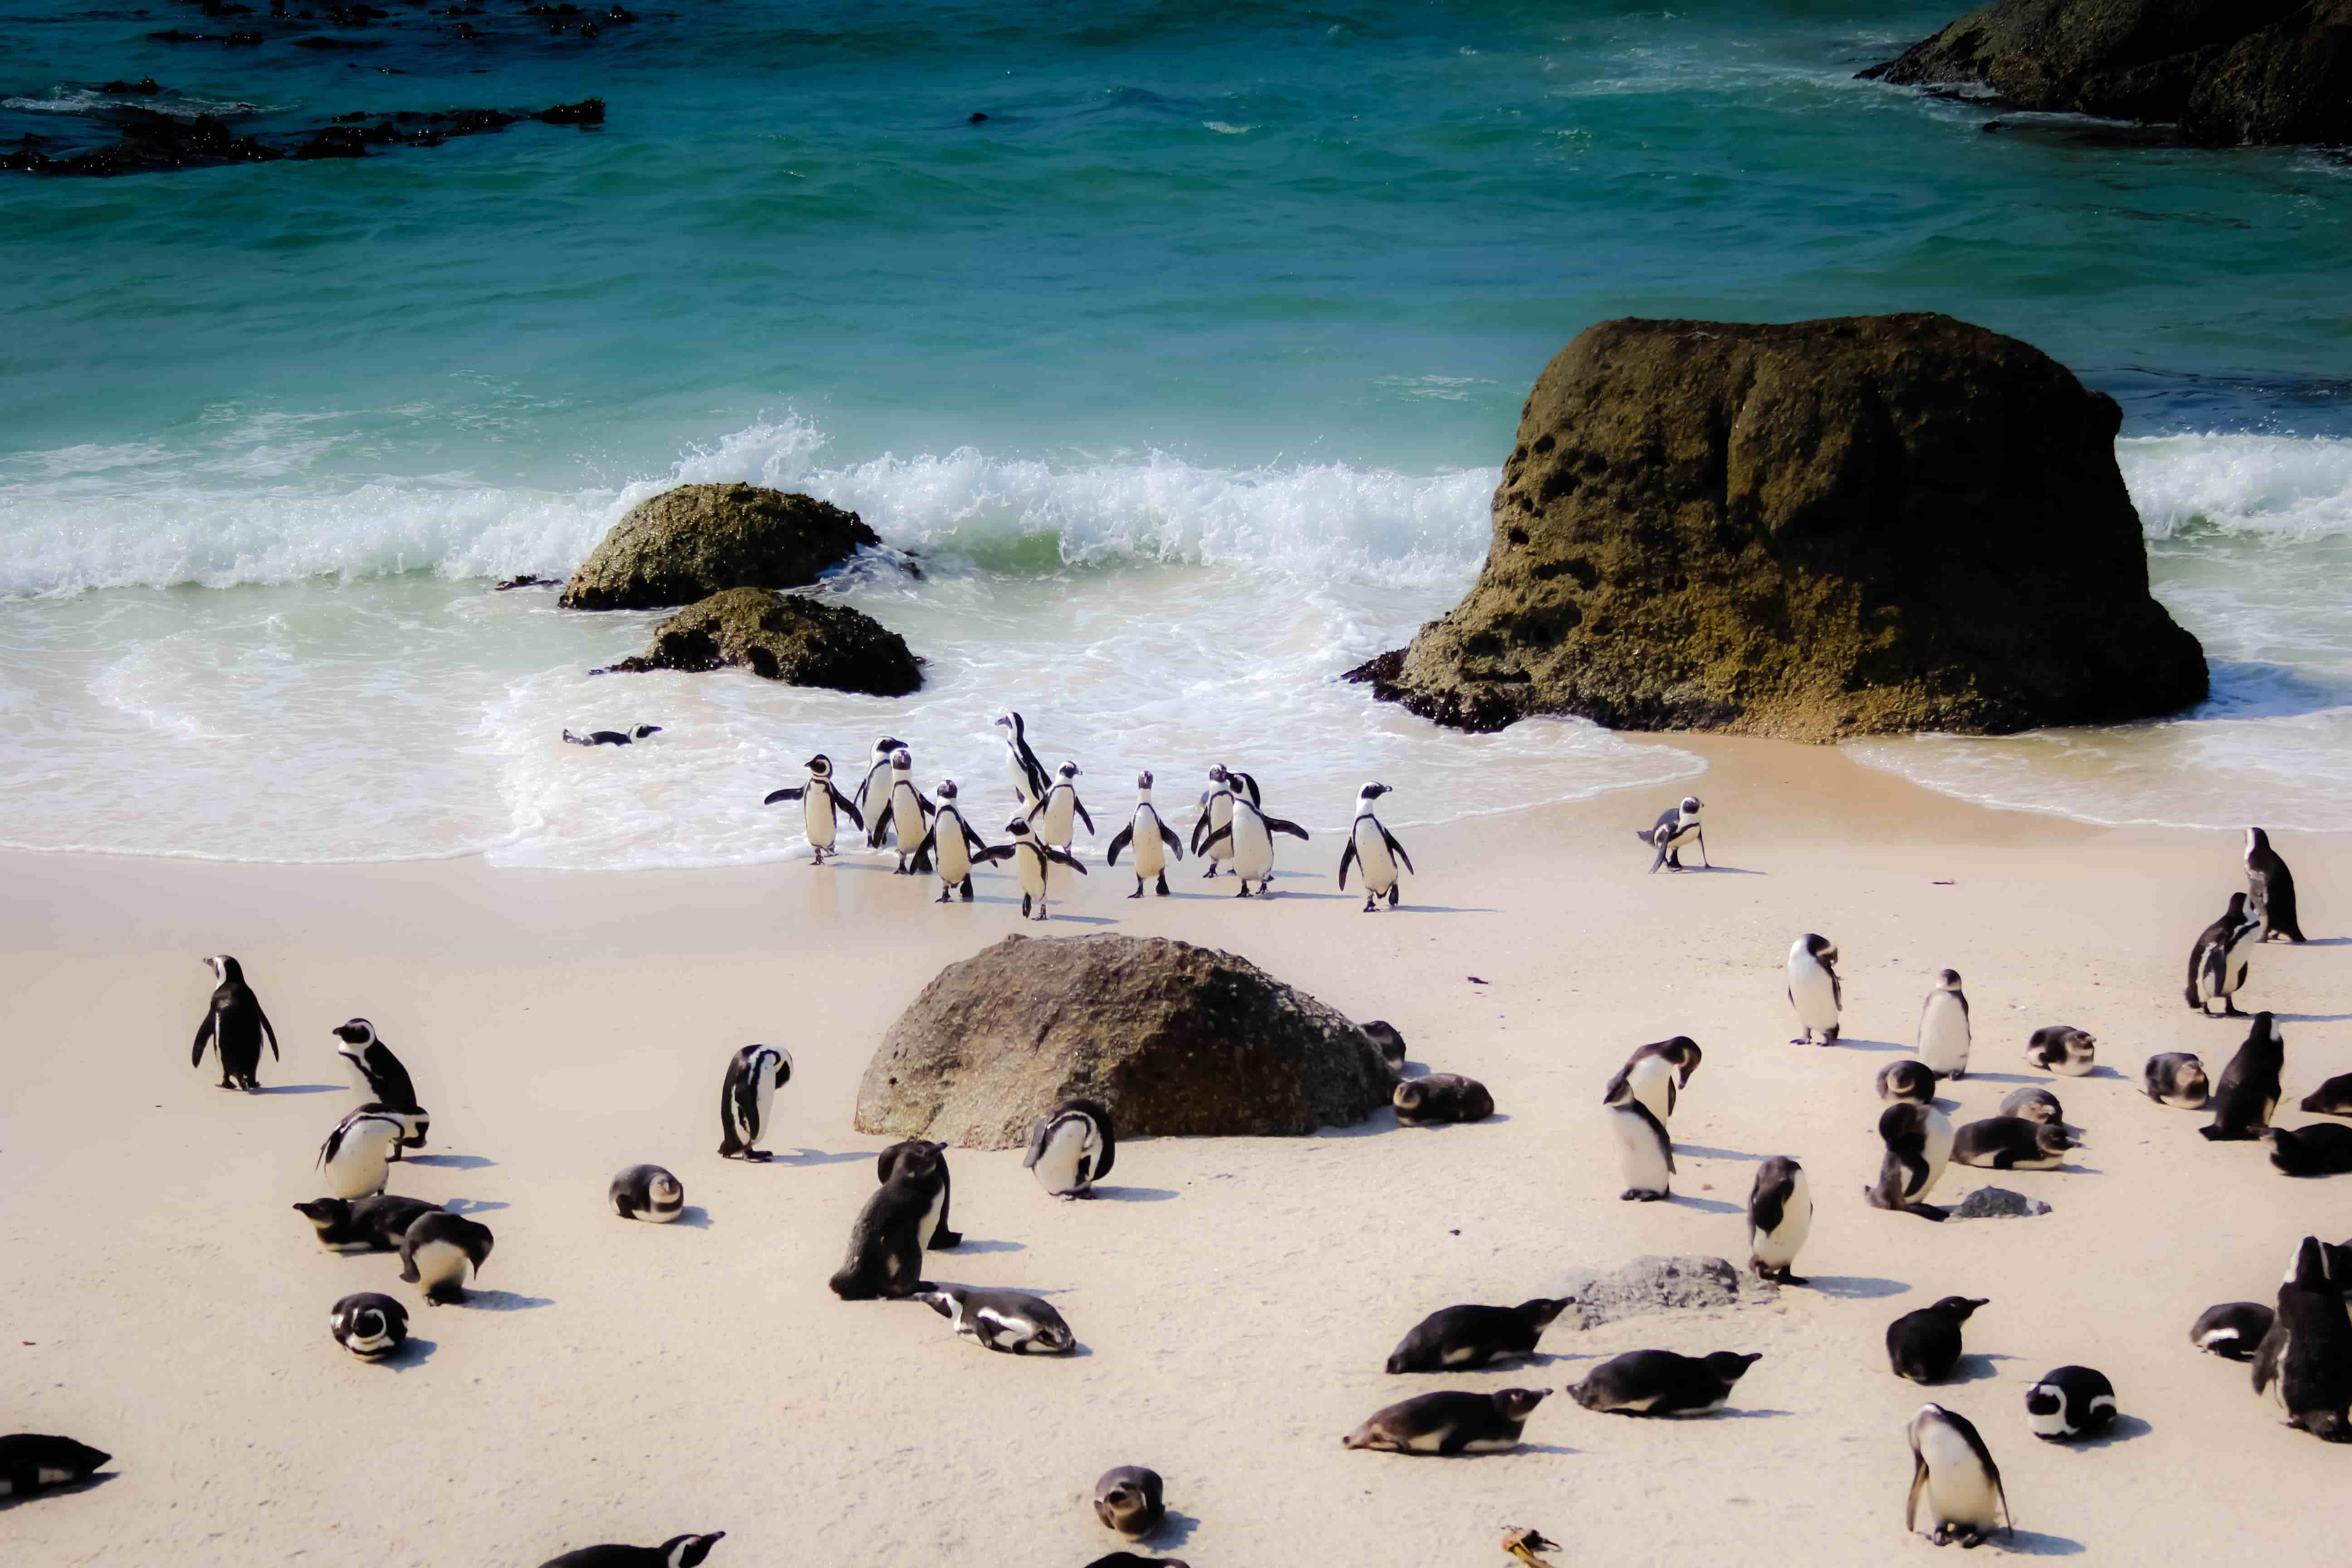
[1557,1256,1776,1330]
[1349,314,2207,743]
[1862,0,2352,146]
[853,934,1397,1147]
[559,484,880,611]
[595,587,920,695]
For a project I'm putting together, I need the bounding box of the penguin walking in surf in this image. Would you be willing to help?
[191,955,278,1092]
[1338,782,1414,911]
[870,747,937,872]
[1191,764,1258,877]
[764,753,864,865]
[1785,933,1841,1045]
[2245,828,2306,943]
[718,1044,794,1161]
[1027,760,1096,853]
[1105,771,1185,897]
[1200,787,1308,897]
[1637,795,1706,872]
[994,712,1050,807]
[855,736,905,835]
[983,816,1087,920]
[2187,892,2263,1016]
[914,779,996,902]
[1917,969,1972,1079]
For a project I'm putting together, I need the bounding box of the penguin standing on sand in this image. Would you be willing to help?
[1200,789,1308,897]
[717,1044,793,1160]
[1190,764,1254,877]
[1607,1096,1674,1201]
[995,713,1050,808]
[913,779,995,902]
[983,816,1087,921]
[1027,760,1095,855]
[1603,1037,1700,1127]
[1867,1101,1954,1221]
[2245,828,2306,943]
[331,1019,427,1149]
[876,1139,961,1250]
[1746,1155,1812,1284]
[1105,771,1186,897]
[1785,933,1841,1045]
[871,747,936,872]
[317,1108,405,1200]
[1917,970,1972,1079]
[191,955,277,1092]
[2200,1011,2284,1141]
[1637,795,1706,872]
[1338,782,1414,911]
[764,754,863,865]
[856,736,904,832]
[1025,1098,1114,1198]
[399,1210,494,1305]
[2252,1235,2352,1441]
[828,1148,948,1299]
[2186,892,2262,1016]
[1905,1404,2012,1547]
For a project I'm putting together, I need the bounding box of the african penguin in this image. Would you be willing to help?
[2185,891,2261,1016]
[764,753,864,865]
[1104,771,1186,897]
[191,954,278,1092]
[329,1291,410,1360]
[984,816,1086,921]
[1026,760,1094,854]
[1341,1388,1549,1455]
[1604,1036,1701,1125]
[1360,1020,1408,1071]
[2267,1122,2352,1177]
[331,1019,426,1147]
[2023,1024,2095,1077]
[1785,933,1841,1045]
[1877,1060,1936,1106]
[0,1434,112,1499]
[1637,795,1706,872]
[913,779,995,902]
[1384,1299,1571,1373]
[398,1210,494,1305]
[717,1044,792,1161]
[1201,789,1309,897]
[2245,827,2306,943]
[2024,1366,2116,1441]
[609,1164,686,1222]
[1607,1097,1674,1201]
[1394,1073,1494,1126]
[1191,764,1241,877]
[1338,782,1414,911]
[2200,1010,2284,1141]
[875,1139,960,1251]
[2190,1301,2274,1360]
[1570,1350,1760,1416]
[1887,1297,1988,1383]
[1917,970,1971,1079]
[1866,1101,1953,1221]
[293,1194,442,1252]
[1093,1466,1165,1540]
[538,1534,726,1568]
[1084,1557,1188,1568]
[1996,1087,2063,1126]
[1024,1098,1114,1198]
[828,1149,947,1299]
[563,724,662,745]
[316,1109,405,1200]
[1905,1403,2012,1548]
[914,1284,1074,1354]
[994,712,1049,807]
[1746,1156,1812,1284]
[855,736,905,836]
[2144,1052,2211,1109]
[1953,1116,2079,1171]
[2252,1235,2352,1441]
[2299,1073,2352,1116]
[871,747,936,873]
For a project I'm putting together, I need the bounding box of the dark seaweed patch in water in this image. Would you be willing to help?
[3,97,602,176]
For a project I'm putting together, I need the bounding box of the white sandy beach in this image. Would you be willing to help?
[5,735,2348,1564]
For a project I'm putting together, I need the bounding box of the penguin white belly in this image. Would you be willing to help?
[891,788,925,852]
[1753,1171,1813,1267]
[861,774,892,835]
[1913,1113,1955,1200]
[1353,818,1398,896]
[916,1185,944,1252]
[1788,960,1838,1032]
[1205,795,1235,862]
[1131,809,1166,879]
[1018,844,1051,906]
[936,820,972,885]
[1231,814,1275,883]
[324,1136,393,1200]
[1919,998,1971,1077]
[410,1240,470,1293]
[1032,1122,1092,1194]
[1918,1424,2002,1529]
[750,1070,776,1143]
[1460,1435,1518,1453]
[1039,789,1076,848]
[1608,1105,1671,1194]
[1626,1055,1678,1125]
[1005,752,1034,807]
[804,788,836,852]
[338,1054,374,1095]
[1401,1424,1455,1453]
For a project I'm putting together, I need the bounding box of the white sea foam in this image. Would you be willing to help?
[2118,433,2352,540]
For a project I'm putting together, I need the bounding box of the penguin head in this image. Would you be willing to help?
[1135,770,1155,792]
[892,747,912,769]
[292,1198,352,1232]
[1936,968,1962,989]
[1700,1351,1762,1383]
[2245,826,2267,857]
[1491,1387,1551,1419]
[875,736,903,755]
[1360,1019,1407,1068]
[2255,1010,2281,1046]
[994,712,1019,733]
[1391,1079,1425,1113]
[805,754,832,776]
[1681,796,1703,813]
[1804,932,1837,965]
[1004,817,1034,838]
[914,1285,961,1318]
[936,778,959,800]
[632,724,663,740]
[1096,1475,1152,1529]
[2288,1235,2331,1290]
[2034,1123,2081,1156]
[1058,760,1080,779]
[1661,1036,1702,1083]
[1515,1298,1573,1329]
[1206,764,1229,784]
[1929,1296,1989,1322]
[332,1019,376,1048]
[658,1533,725,1568]
[205,954,242,985]
[2024,1385,2064,1418]
[2226,891,2249,919]
[1357,781,1391,802]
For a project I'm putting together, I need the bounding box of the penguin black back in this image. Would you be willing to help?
[0,1433,112,1498]
[1384,1299,1570,1373]
[191,954,277,1092]
[828,1152,944,1299]
[2245,827,2305,942]
[2252,1236,2352,1441]
[2201,1011,2284,1141]
[539,1532,725,1568]
[1886,1296,1987,1383]
[2267,1122,2352,1176]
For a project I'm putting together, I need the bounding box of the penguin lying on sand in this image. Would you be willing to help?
[1342,1388,1549,1454]
[1385,1299,1571,1373]
[1570,1350,1760,1415]
[539,1534,725,1568]
[0,1433,112,1499]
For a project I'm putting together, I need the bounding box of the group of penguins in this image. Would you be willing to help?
[9,804,2351,1558]
[754,711,1417,915]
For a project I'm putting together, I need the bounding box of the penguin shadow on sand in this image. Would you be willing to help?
[2070,1412,2152,1448]
[1085,1185,1178,1202]
[1802,1275,1911,1300]
[2270,1009,2352,1023]
[1666,1192,1740,1215]
[1942,1352,2018,1384]
[763,1147,873,1168]
[944,1237,1024,1253]
[458,1289,555,1312]
[1998,1529,2089,1556]
[371,1337,440,1372]
[441,1197,508,1215]
[405,1153,495,1170]
[254,1083,343,1095]
[1134,1510,1201,1549]
[668,1206,715,1229]
[1829,1037,1911,1055]
[1672,1143,1762,1162]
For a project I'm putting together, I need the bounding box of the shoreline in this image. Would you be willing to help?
[5,734,2347,1564]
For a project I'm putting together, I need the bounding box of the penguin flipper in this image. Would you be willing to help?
[918,791,937,817]
[1073,796,1095,835]
[764,786,805,805]
[1046,847,1089,875]
[1379,823,1414,875]
[191,1009,216,1068]
[256,1004,279,1061]
[971,845,1016,866]
[1022,1117,1050,1170]
[828,784,864,830]
[914,821,941,860]
[1904,1446,1929,1535]
[1200,824,1232,851]
[1156,819,1184,860]
[1264,815,1311,841]
[1829,966,1843,1012]
[1338,838,1357,889]
[1105,824,1133,867]
[1190,813,1209,853]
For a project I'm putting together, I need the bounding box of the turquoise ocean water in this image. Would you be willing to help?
[4,1,2349,864]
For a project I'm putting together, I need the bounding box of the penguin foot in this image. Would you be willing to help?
[1362,897,1377,912]
[1202,864,1218,878]
[1905,1202,1950,1223]
[744,1150,773,1163]
[2223,1003,2248,1017]
[936,891,951,904]
[960,882,974,902]
[1620,1189,1667,1202]
[1128,885,1144,899]
[1235,884,1250,898]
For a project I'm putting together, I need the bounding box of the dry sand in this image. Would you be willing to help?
[5,735,2348,1564]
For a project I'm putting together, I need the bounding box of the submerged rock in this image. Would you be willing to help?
[1862,0,2352,147]
[595,587,920,694]
[1556,1255,1774,1330]
[853,934,1397,1146]
[1349,313,2207,742]
[1952,1186,2052,1219]
[559,483,881,611]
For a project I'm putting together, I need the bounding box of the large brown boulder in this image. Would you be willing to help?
[853,934,1397,1147]
[1349,314,2206,743]
[560,483,880,610]
[1861,0,2352,146]
[596,587,921,696]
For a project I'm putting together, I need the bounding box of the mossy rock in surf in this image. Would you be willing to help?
[560,482,880,610]
[853,934,1398,1146]
[1349,313,2207,743]
[598,587,921,696]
